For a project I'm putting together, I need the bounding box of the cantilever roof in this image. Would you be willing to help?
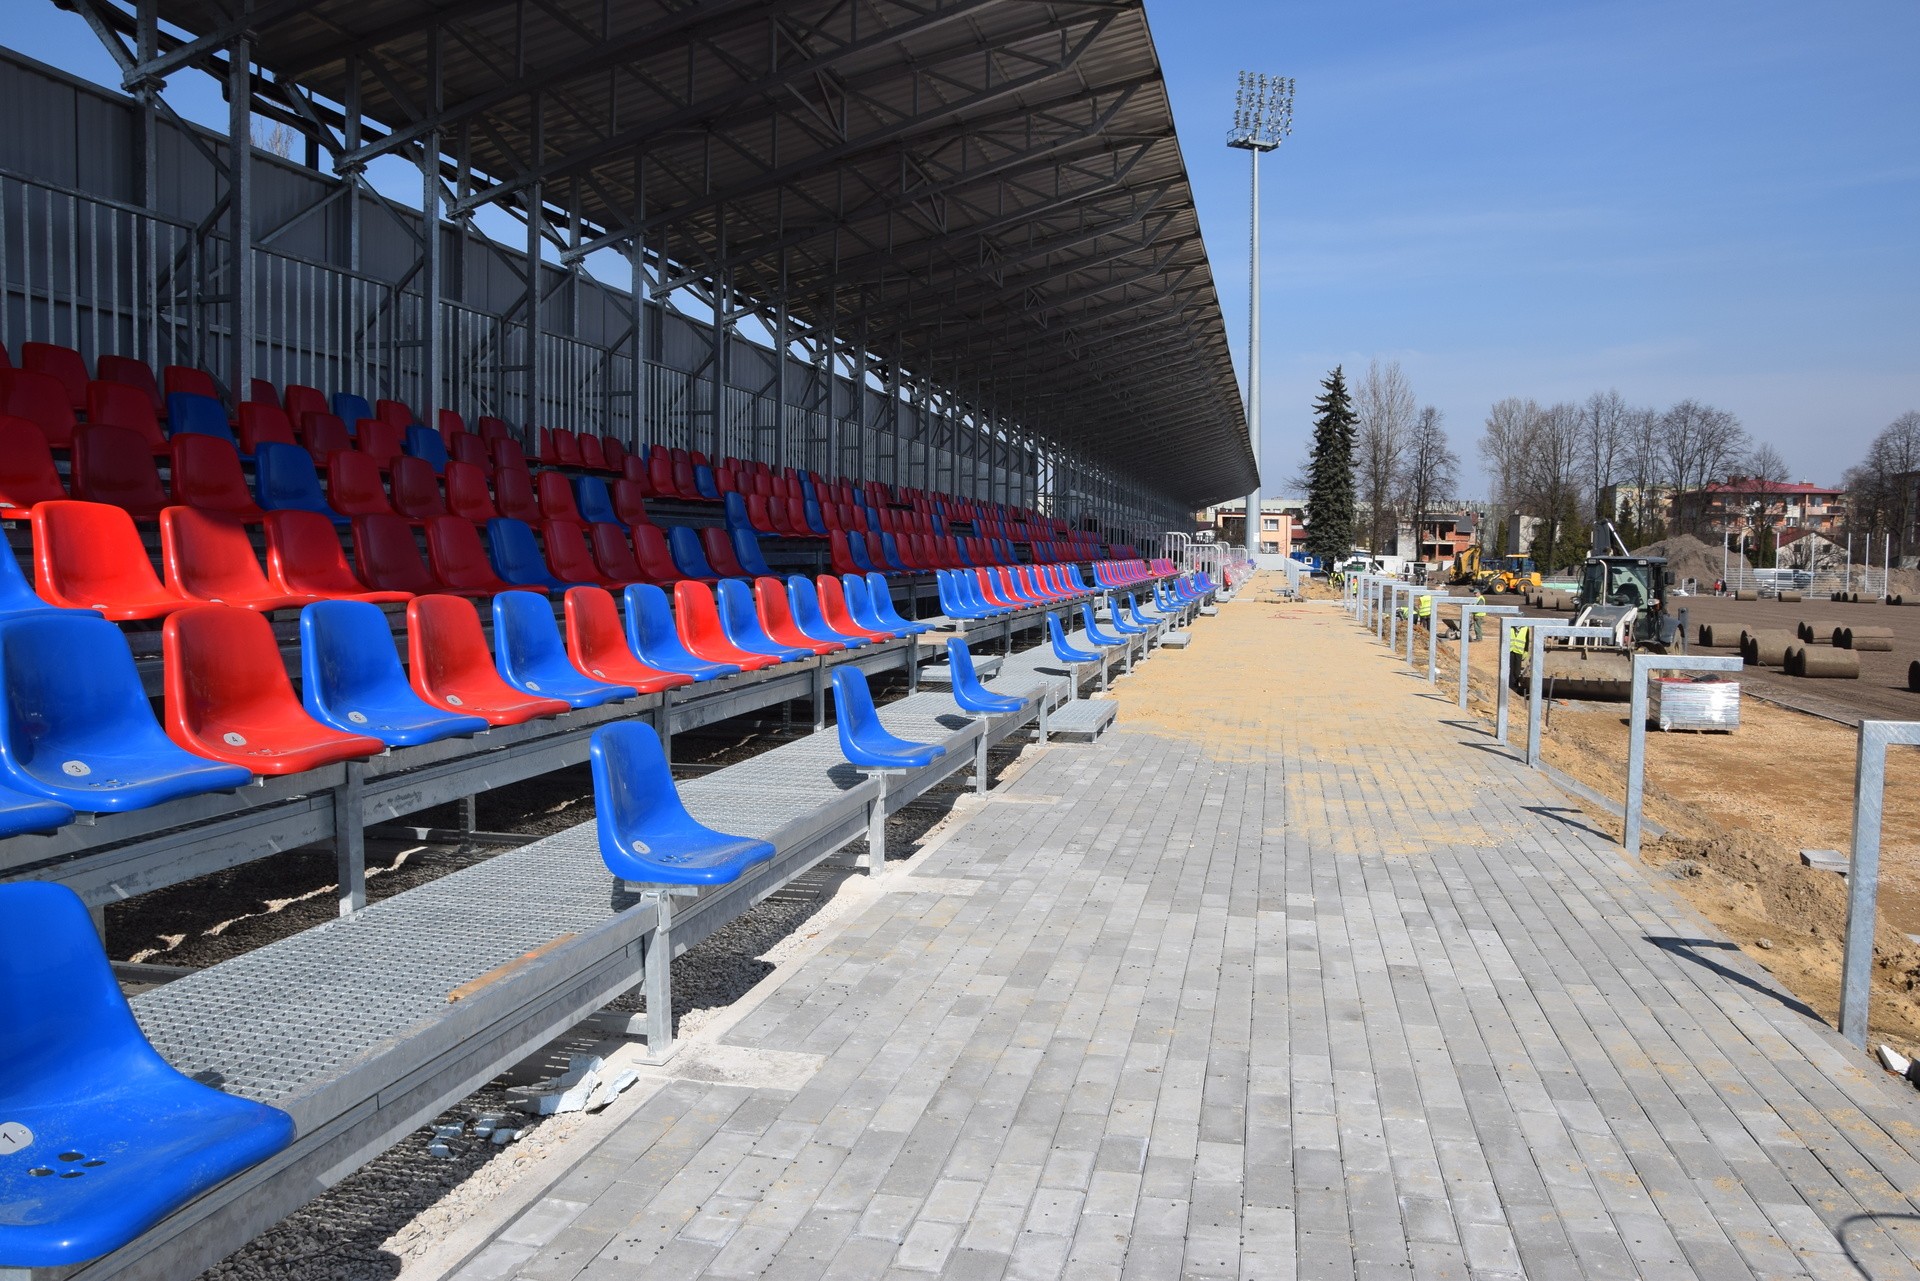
[119,0,1256,507]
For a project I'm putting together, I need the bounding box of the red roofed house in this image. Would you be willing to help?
[1670,477,1844,540]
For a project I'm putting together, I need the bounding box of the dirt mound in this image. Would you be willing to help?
[1633,533,1748,587]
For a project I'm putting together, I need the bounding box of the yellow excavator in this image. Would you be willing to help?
[1447,546,1485,586]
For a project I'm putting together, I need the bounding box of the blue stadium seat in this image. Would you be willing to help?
[1125,594,1160,629]
[0,882,295,1270]
[692,464,721,501]
[487,517,587,593]
[589,723,775,885]
[299,600,490,746]
[492,590,636,708]
[1080,603,1127,648]
[715,579,811,663]
[935,570,991,620]
[0,547,63,621]
[621,583,740,681]
[788,575,866,648]
[722,491,753,533]
[254,441,346,524]
[877,532,913,574]
[841,574,909,639]
[1107,596,1151,635]
[844,531,880,575]
[574,476,621,526]
[331,392,373,427]
[165,392,240,452]
[946,639,1024,716]
[1048,613,1100,664]
[0,612,252,811]
[959,570,1007,616]
[802,498,827,535]
[666,526,720,581]
[403,424,449,472]
[829,667,944,769]
[730,526,774,577]
[0,779,73,839]
[863,573,930,635]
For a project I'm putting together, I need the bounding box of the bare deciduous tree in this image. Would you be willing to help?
[1582,390,1627,520]
[1844,410,1920,557]
[1742,443,1792,566]
[1354,359,1416,553]
[1398,405,1458,560]
[1661,400,1748,531]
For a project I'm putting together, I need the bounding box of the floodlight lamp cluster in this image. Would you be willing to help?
[1228,71,1294,152]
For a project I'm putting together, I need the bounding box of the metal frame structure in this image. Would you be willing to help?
[42,0,1257,538]
[1621,653,1744,857]
[1839,720,1920,1047]
[1225,71,1291,560]
[1524,625,1617,768]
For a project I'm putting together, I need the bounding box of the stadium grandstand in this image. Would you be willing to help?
[0,1,1255,1276]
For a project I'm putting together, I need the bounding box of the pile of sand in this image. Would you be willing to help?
[1632,533,1748,586]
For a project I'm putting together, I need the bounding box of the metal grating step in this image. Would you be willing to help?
[1047,699,1118,740]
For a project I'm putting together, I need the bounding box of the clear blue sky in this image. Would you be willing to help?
[8,1,1919,499]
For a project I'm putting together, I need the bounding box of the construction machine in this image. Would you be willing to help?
[1521,523,1682,699]
[1487,556,1542,594]
[1447,545,1485,587]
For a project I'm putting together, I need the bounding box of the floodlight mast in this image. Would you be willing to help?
[1226,72,1293,561]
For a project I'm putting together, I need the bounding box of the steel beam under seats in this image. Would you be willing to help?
[841,574,912,640]
[300,599,490,747]
[487,517,589,594]
[628,525,686,586]
[404,424,450,473]
[863,573,931,635]
[282,383,327,427]
[163,391,239,452]
[578,434,608,472]
[297,412,353,464]
[622,583,740,681]
[492,590,638,709]
[262,510,411,605]
[0,610,253,809]
[255,441,347,524]
[237,403,297,455]
[729,526,775,578]
[543,519,627,588]
[449,432,492,475]
[21,341,88,412]
[700,527,751,580]
[563,586,696,695]
[326,449,397,518]
[390,455,449,524]
[375,398,416,430]
[421,515,515,597]
[1,368,78,450]
[97,353,163,415]
[31,500,191,620]
[673,581,782,671]
[1049,613,1101,664]
[610,479,652,528]
[0,882,294,1271]
[755,577,844,655]
[573,476,622,527]
[814,574,893,645]
[70,424,168,521]
[493,461,542,524]
[160,507,307,611]
[0,414,67,512]
[666,526,723,583]
[408,594,573,725]
[715,579,811,663]
[589,722,775,885]
[169,434,264,522]
[829,667,944,770]
[162,605,384,772]
[444,460,500,522]
[353,512,448,596]
[538,470,588,529]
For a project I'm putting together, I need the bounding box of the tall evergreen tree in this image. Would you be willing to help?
[1303,366,1358,564]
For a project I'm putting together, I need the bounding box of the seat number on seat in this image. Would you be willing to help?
[0,1121,32,1153]
[224,732,248,746]
[61,760,90,777]
[347,711,368,724]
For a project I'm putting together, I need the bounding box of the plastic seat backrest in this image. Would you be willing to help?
[621,582,740,680]
[730,526,774,577]
[673,580,778,670]
[602,436,626,472]
[486,516,570,590]
[667,526,718,579]
[238,402,297,454]
[788,575,861,646]
[389,455,447,521]
[407,593,571,725]
[449,432,491,473]
[476,415,510,440]
[29,499,186,618]
[162,365,218,402]
[404,424,449,471]
[742,492,772,534]
[543,520,613,584]
[71,425,168,517]
[22,342,88,410]
[538,470,585,525]
[589,721,776,885]
[491,437,527,474]
[263,509,396,601]
[300,411,353,460]
[611,478,651,527]
[420,515,509,594]
[159,391,235,451]
[375,398,415,429]
[672,459,700,497]
[248,377,278,406]
[98,353,164,414]
[354,418,405,469]
[573,476,620,526]
[493,462,540,522]
[846,530,879,574]
[159,507,289,606]
[352,512,442,594]
[170,433,260,519]
[282,384,327,424]
[590,522,648,583]
[551,428,583,467]
[493,589,636,704]
[630,525,683,583]
[332,392,373,425]
[564,585,692,691]
[648,453,678,497]
[865,573,923,633]
[0,415,67,511]
[716,578,808,662]
[829,666,939,768]
[946,637,1022,714]
[443,460,499,521]
[299,598,489,744]
[437,409,467,437]
[753,575,838,654]
[2,368,78,448]
[578,434,608,471]
[701,527,748,579]
[327,449,396,517]
[839,574,895,636]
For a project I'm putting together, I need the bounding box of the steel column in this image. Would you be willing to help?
[1839,721,1920,1046]
[227,36,254,401]
[1623,654,1743,856]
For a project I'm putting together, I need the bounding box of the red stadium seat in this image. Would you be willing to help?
[491,437,526,473]
[248,377,278,407]
[170,433,264,521]
[815,574,892,643]
[159,506,306,611]
[827,531,863,577]
[300,411,353,461]
[406,594,571,725]
[375,398,415,429]
[622,454,650,486]
[423,515,515,597]
[283,384,328,425]
[97,355,162,415]
[610,478,652,527]
[263,509,411,603]
[647,453,679,498]
[71,424,168,519]
[86,380,168,452]
[601,436,626,472]
[352,512,444,596]
[444,460,500,522]
[437,409,467,436]
[21,342,87,411]
[1,369,78,448]
[237,402,298,454]
[537,470,586,527]
[163,605,384,773]
[165,365,222,403]
[449,432,492,474]
[493,463,541,523]
[629,524,684,585]
[31,499,192,619]
[542,520,623,587]
[551,428,583,467]
[563,586,694,693]
[577,433,608,472]
[0,415,66,512]
[672,581,779,671]
[476,415,510,441]
[700,527,749,579]
[326,450,396,517]
[754,576,844,655]
[588,523,648,585]
[671,459,700,498]
[353,418,405,470]
[390,455,447,523]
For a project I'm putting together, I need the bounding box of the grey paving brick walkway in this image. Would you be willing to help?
[446,601,1920,1280]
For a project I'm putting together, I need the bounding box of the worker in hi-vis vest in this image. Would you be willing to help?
[1508,623,1530,686]
[1469,592,1485,641]
[1415,592,1433,629]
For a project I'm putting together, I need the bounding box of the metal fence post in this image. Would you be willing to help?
[1623,654,1743,856]
[1840,721,1920,1046]
[1452,604,1518,706]
[1526,625,1618,768]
